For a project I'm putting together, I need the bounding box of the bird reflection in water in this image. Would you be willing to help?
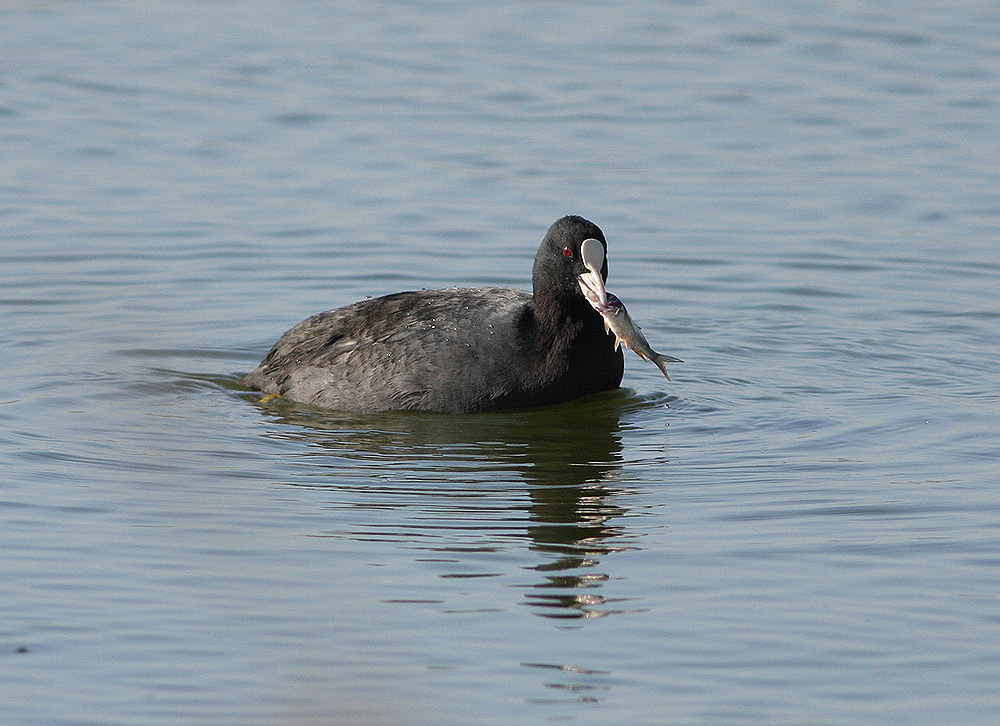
[248,387,650,620]
[516,409,635,619]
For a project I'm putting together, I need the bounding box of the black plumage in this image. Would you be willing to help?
[242,216,624,412]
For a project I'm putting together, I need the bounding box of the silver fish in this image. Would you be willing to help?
[579,281,681,380]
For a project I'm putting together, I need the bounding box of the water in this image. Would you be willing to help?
[3,1,999,724]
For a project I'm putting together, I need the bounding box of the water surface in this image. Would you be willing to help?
[3,2,999,725]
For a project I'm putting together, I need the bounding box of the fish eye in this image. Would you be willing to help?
[562,246,573,257]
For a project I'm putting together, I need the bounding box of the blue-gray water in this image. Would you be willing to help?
[3,2,999,725]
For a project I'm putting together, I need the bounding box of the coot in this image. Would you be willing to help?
[242,215,625,413]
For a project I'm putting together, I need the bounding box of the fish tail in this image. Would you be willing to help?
[652,356,671,381]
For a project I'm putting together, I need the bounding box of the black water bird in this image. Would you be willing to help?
[242,216,625,412]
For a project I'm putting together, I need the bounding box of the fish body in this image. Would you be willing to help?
[579,287,681,380]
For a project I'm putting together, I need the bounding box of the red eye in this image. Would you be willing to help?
[562,246,573,257]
